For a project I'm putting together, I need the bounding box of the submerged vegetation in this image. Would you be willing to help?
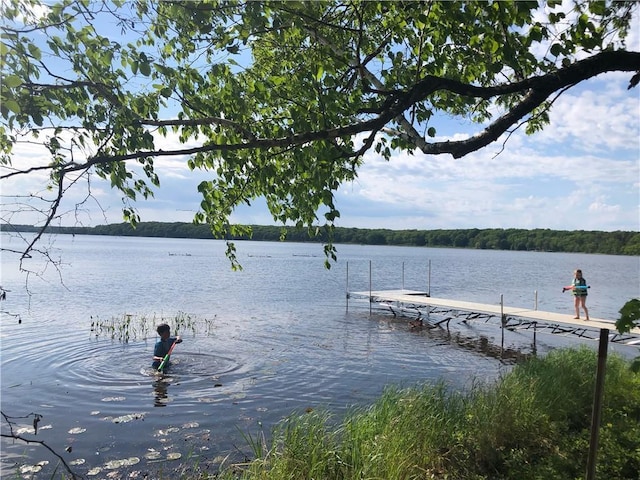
[90,311,216,342]
[213,347,640,480]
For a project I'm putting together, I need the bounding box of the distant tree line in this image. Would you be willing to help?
[5,222,639,256]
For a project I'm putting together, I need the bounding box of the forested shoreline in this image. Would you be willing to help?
[6,222,640,255]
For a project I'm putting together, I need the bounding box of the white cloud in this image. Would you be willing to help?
[331,74,639,232]
[535,79,640,153]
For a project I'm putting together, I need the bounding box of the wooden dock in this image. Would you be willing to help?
[348,289,640,345]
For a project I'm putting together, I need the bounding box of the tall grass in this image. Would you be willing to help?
[219,347,640,480]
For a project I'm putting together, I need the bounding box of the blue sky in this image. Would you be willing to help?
[3,8,639,233]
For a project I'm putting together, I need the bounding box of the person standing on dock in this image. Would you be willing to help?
[563,269,589,320]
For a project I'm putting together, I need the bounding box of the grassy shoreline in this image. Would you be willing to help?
[213,347,640,480]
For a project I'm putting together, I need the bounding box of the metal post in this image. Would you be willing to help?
[534,290,538,310]
[500,294,505,355]
[586,329,609,480]
[427,259,431,296]
[402,261,405,291]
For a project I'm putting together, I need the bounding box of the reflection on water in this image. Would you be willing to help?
[153,378,170,407]
[1,235,637,478]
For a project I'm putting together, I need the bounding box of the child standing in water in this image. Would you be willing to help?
[152,323,182,371]
[563,269,589,320]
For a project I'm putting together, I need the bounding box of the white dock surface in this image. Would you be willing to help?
[351,290,640,337]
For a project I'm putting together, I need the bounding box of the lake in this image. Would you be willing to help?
[1,234,638,478]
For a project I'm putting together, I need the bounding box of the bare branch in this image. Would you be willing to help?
[1,411,81,480]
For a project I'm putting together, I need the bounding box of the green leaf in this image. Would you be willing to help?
[615,298,640,334]
[32,112,43,126]
[27,43,41,60]
[589,2,606,16]
[2,99,20,114]
[140,61,151,76]
[2,75,22,88]
[550,43,562,56]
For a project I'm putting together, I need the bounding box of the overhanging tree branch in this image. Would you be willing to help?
[3,50,637,180]
[402,50,640,157]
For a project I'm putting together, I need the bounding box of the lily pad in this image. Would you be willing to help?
[112,413,145,423]
[70,459,86,466]
[166,452,182,461]
[104,457,140,469]
[16,424,52,435]
[19,461,48,474]
[68,427,86,434]
[144,450,162,460]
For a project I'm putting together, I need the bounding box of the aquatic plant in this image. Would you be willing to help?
[89,312,216,342]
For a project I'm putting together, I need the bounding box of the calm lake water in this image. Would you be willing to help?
[1,234,638,478]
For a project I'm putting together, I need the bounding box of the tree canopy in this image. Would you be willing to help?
[1,0,639,267]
